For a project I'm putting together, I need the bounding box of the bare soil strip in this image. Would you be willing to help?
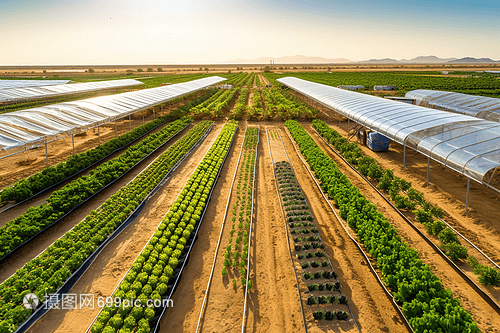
[196,126,257,332]
[25,123,225,333]
[273,126,406,333]
[291,124,500,333]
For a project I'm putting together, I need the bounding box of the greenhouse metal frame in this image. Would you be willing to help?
[0,76,226,162]
[406,90,500,123]
[0,79,143,103]
[0,80,70,90]
[277,77,500,209]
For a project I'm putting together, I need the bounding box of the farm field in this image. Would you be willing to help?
[1,70,500,333]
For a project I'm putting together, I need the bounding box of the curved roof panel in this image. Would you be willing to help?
[0,79,143,103]
[0,76,226,153]
[277,77,500,187]
[406,89,500,122]
[0,80,70,90]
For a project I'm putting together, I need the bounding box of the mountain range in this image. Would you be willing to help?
[223,55,499,64]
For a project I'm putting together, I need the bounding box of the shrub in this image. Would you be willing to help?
[438,227,459,244]
[442,242,468,261]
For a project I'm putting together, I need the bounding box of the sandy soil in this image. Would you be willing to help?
[160,123,305,333]
[0,123,195,285]
[194,126,253,332]
[0,96,197,192]
[25,123,224,333]
[157,123,247,332]
[258,74,270,86]
[275,125,408,333]
[292,124,500,332]
[316,121,500,264]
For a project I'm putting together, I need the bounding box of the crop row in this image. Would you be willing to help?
[229,88,249,120]
[191,88,239,118]
[221,127,258,290]
[0,117,194,261]
[262,88,317,120]
[274,160,351,322]
[285,120,480,333]
[90,121,238,333]
[0,121,214,332]
[247,90,263,120]
[255,74,261,87]
[225,73,249,86]
[312,119,500,286]
[241,73,255,87]
[1,89,217,204]
[265,71,500,96]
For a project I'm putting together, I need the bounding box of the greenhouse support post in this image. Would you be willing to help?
[44,142,48,168]
[403,144,406,171]
[427,157,430,186]
[466,178,470,213]
[72,134,75,156]
[98,126,101,145]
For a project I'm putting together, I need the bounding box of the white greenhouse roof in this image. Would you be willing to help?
[0,80,70,90]
[0,76,226,154]
[0,79,143,103]
[406,90,500,122]
[278,77,500,188]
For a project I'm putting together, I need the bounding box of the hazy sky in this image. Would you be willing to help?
[0,0,498,65]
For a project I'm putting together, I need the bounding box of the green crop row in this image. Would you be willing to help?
[267,88,317,120]
[285,120,479,333]
[247,90,263,120]
[0,117,194,260]
[90,121,238,333]
[265,71,500,97]
[275,160,350,321]
[222,127,257,290]
[0,120,214,333]
[191,88,238,118]
[229,88,249,120]
[312,119,500,286]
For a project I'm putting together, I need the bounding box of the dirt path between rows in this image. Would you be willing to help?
[277,125,408,333]
[157,123,246,332]
[306,120,500,264]
[293,124,500,332]
[195,126,251,332]
[160,123,305,333]
[25,122,224,333]
[0,122,195,285]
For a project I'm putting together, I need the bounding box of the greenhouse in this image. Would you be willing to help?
[406,89,500,122]
[0,79,143,103]
[0,79,70,90]
[277,77,500,196]
[0,76,226,156]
